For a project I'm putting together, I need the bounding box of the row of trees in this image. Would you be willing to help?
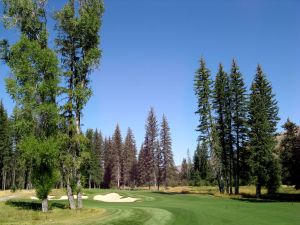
[0,100,177,194]
[0,0,104,212]
[99,108,176,190]
[179,58,299,196]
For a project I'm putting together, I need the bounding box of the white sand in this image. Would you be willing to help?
[30,195,58,200]
[93,193,139,202]
[30,196,39,200]
[58,195,88,200]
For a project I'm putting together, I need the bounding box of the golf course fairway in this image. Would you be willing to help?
[1,189,299,225]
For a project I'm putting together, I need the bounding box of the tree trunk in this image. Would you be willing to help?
[2,170,6,191]
[153,171,157,189]
[77,174,83,209]
[235,145,240,195]
[67,181,76,209]
[42,198,48,213]
[117,165,120,189]
[256,183,261,198]
[60,178,64,189]
[12,166,16,189]
[88,174,92,189]
[229,156,232,194]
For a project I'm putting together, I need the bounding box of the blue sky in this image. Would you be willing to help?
[1,0,300,165]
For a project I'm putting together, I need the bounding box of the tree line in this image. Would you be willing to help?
[0,0,104,212]
[0,0,176,212]
[179,58,300,196]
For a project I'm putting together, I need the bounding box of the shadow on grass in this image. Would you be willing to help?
[6,200,68,211]
[232,193,300,203]
[152,191,215,196]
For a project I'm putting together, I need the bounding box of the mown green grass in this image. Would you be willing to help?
[0,188,299,225]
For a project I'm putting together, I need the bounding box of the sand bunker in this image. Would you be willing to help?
[58,195,88,200]
[30,195,64,200]
[30,196,39,200]
[93,193,139,202]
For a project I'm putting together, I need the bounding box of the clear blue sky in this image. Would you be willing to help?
[1,0,300,165]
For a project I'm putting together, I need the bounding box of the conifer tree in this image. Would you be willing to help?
[143,108,159,189]
[0,101,11,191]
[192,145,201,186]
[180,158,189,185]
[160,115,175,188]
[194,58,213,146]
[194,58,222,190]
[82,129,102,189]
[280,119,299,187]
[213,64,230,192]
[248,65,280,197]
[123,128,137,188]
[155,140,163,190]
[198,142,208,180]
[229,59,248,194]
[103,137,114,188]
[294,134,300,189]
[93,129,104,188]
[137,143,147,186]
[112,124,123,188]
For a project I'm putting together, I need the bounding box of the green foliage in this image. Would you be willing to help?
[280,119,300,189]
[194,58,213,144]
[6,36,59,137]
[248,65,280,196]
[3,0,48,45]
[19,136,59,199]
[0,101,12,189]
[160,115,175,187]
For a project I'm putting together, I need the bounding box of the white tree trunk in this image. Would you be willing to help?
[67,182,76,209]
[42,198,48,213]
[77,174,83,209]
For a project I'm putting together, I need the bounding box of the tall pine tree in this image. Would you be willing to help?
[229,59,248,194]
[112,124,123,188]
[160,115,175,188]
[0,101,11,191]
[143,108,158,189]
[248,65,280,197]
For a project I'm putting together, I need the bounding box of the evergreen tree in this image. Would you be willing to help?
[229,59,248,194]
[103,137,114,188]
[123,128,137,188]
[112,124,123,188]
[82,129,102,189]
[143,108,159,189]
[0,101,11,190]
[93,129,104,188]
[248,65,280,197]
[194,58,213,146]
[294,133,300,189]
[160,115,175,188]
[192,142,209,185]
[195,58,222,190]
[198,142,208,180]
[137,143,147,186]
[154,140,163,190]
[55,0,104,209]
[280,119,300,188]
[213,63,230,193]
[180,158,189,185]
